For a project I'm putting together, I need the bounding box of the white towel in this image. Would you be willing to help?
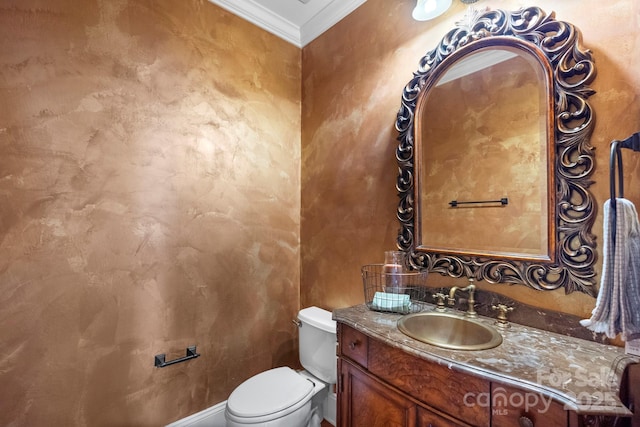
[581,198,640,340]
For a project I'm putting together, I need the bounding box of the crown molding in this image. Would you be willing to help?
[300,0,366,47]
[208,0,367,48]
[208,0,300,46]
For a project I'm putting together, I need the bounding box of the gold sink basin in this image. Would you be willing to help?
[397,312,503,351]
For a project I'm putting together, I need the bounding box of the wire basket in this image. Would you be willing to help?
[361,264,429,314]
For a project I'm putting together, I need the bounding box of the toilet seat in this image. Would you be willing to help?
[226,367,314,423]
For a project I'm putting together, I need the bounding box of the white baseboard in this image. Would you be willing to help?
[166,394,336,427]
[166,401,227,427]
[324,392,336,426]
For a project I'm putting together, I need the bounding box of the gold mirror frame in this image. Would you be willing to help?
[395,7,597,295]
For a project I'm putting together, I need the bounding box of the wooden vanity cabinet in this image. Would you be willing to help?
[336,323,630,427]
[337,323,481,426]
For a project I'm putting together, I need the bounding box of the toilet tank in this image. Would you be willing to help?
[298,306,337,384]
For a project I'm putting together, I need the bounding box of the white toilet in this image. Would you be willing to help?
[225,306,337,427]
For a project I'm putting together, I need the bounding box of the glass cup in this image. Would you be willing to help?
[384,251,406,291]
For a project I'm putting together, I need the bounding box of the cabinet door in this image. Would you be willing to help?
[619,363,640,427]
[417,406,471,427]
[367,338,490,426]
[490,383,567,427]
[339,359,417,427]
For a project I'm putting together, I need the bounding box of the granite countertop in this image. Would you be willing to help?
[333,304,640,416]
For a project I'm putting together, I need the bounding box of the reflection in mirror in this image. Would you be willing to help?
[395,8,597,294]
[419,46,551,259]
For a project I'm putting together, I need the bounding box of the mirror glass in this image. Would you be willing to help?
[417,46,551,260]
[395,7,597,294]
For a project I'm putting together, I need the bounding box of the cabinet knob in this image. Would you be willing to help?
[518,416,534,427]
[348,340,359,350]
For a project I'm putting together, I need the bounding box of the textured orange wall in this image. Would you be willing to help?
[0,0,300,425]
[301,0,640,317]
[2,0,640,424]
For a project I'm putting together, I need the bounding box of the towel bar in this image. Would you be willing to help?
[154,346,200,368]
[609,131,640,246]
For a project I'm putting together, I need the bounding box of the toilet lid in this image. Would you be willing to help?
[227,367,314,418]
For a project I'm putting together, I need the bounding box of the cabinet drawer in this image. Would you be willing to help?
[339,324,369,368]
[368,338,490,426]
[490,383,567,427]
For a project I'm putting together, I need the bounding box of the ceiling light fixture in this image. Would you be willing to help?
[412,0,452,21]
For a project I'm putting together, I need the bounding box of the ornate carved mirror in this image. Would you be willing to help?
[395,7,597,295]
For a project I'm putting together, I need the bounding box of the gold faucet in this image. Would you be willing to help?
[432,292,448,312]
[491,304,514,329]
[447,278,477,318]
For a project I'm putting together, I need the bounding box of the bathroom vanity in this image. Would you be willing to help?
[334,305,640,427]
[335,8,640,426]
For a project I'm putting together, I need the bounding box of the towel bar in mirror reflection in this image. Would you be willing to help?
[449,198,508,208]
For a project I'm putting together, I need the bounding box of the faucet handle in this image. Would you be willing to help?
[432,293,447,311]
[492,304,514,328]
